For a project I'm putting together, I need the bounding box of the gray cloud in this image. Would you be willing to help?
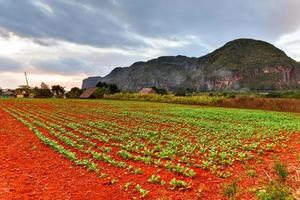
[0,56,23,72]
[1,0,300,50]
[30,58,98,75]
[0,0,300,89]
[0,0,142,49]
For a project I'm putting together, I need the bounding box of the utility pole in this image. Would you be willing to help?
[24,72,29,88]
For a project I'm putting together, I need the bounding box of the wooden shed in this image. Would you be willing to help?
[79,88,97,99]
[139,88,157,94]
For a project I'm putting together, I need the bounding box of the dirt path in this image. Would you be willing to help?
[0,109,130,200]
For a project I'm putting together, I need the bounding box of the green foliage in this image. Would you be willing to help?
[110,179,118,185]
[95,82,120,98]
[204,39,297,73]
[108,83,120,94]
[274,162,288,182]
[151,87,168,95]
[94,87,109,99]
[124,182,132,191]
[257,163,292,200]
[133,168,143,174]
[174,87,194,96]
[135,184,149,198]
[33,87,53,98]
[148,174,165,185]
[223,179,238,198]
[169,178,191,190]
[118,150,133,159]
[257,183,293,200]
[66,87,83,99]
[247,169,257,177]
[104,93,225,106]
[51,85,65,97]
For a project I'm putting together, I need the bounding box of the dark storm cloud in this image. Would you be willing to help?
[1,0,300,50]
[0,0,142,48]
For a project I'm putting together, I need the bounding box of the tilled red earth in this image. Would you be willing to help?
[1,107,300,200]
[0,109,130,200]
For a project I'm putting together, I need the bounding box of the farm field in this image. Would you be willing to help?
[0,99,300,199]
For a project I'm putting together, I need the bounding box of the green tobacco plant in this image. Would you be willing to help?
[169,178,191,190]
[135,184,149,198]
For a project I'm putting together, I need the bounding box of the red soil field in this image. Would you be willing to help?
[1,101,300,200]
[0,109,131,200]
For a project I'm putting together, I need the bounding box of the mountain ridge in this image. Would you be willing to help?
[82,38,300,91]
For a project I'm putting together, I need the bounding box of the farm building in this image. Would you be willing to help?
[79,87,97,99]
[139,88,157,94]
[1,89,15,98]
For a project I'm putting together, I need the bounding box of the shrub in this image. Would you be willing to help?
[151,86,167,95]
[33,87,53,98]
[93,87,108,99]
[66,87,83,98]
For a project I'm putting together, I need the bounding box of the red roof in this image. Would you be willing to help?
[79,88,97,99]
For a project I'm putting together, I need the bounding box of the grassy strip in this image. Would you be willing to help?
[104,93,224,106]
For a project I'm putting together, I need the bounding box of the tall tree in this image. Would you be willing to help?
[66,87,83,99]
[51,85,65,97]
[33,83,53,98]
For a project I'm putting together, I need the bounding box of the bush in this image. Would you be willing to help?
[33,87,53,98]
[66,87,83,99]
[94,82,120,99]
[51,85,65,98]
[93,87,109,99]
[151,87,167,95]
[174,87,194,96]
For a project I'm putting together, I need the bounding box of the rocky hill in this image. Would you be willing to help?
[82,38,300,91]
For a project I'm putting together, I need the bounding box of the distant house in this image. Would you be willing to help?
[1,89,15,98]
[139,87,157,94]
[79,87,97,99]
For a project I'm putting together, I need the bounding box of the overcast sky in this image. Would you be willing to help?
[0,0,300,89]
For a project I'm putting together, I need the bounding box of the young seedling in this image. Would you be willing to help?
[148,174,161,184]
[110,179,118,185]
[169,178,191,190]
[135,184,149,198]
[124,182,132,191]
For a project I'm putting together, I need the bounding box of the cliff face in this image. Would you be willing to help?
[82,39,300,91]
